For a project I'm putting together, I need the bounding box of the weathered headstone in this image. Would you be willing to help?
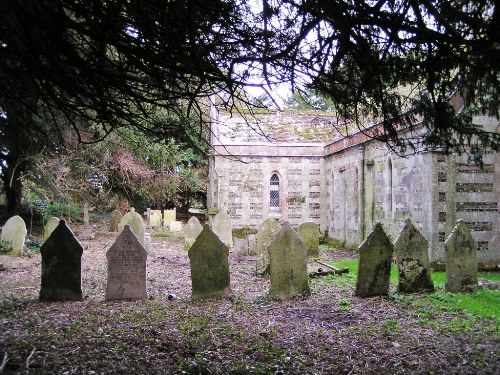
[296,221,320,257]
[211,211,233,248]
[118,207,145,246]
[170,221,183,232]
[39,220,83,301]
[144,232,153,256]
[150,210,162,227]
[188,225,231,299]
[163,209,176,227]
[1,215,27,256]
[268,222,310,299]
[109,210,122,232]
[394,219,434,293]
[234,237,249,256]
[355,223,394,298]
[248,234,257,255]
[184,216,203,250]
[83,204,90,227]
[44,217,60,241]
[256,218,281,275]
[106,225,148,300]
[445,220,478,292]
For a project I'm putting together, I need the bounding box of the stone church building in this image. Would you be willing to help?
[207,108,499,269]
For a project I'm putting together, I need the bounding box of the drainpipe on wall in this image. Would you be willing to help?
[358,145,366,241]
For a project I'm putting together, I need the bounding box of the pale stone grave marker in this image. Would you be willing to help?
[170,221,183,232]
[83,204,90,227]
[109,210,122,232]
[445,220,478,292]
[211,211,233,249]
[248,234,257,255]
[355,223,394,298]
[118,207,145,246]
[44,217,60,241]
[188,225,231,299]
[184,216,203,250]
[234,237,249,256]
[394,219,434,293]
[268,222,310,299]
[296,221,320,257]
[39,220,83,301]
[150,210,162,227]
[163,209,176,227]
[106,225,148,300]
[1,215,27,256]
[256,218,281,276]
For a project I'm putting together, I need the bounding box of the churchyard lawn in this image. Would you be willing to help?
[0,227,498,374]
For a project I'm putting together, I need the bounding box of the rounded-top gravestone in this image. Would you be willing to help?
[1,215,27,256]
[256,218,282,276]
[118,207,145,246]
[296,221,320,257]
[184,216,203,250]
[44,217,60,241]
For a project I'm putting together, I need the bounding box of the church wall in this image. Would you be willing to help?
[210,144,326,230]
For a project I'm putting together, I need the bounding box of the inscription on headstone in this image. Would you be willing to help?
[106,225,148,300]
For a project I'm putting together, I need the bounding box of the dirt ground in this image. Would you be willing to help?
[0,227,498,374]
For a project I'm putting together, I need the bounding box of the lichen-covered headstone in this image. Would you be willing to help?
[1,215,27,256]
[296,221,320,257]
[163,209,176,227]
[188,225,231,299]
[211,211,233,248]
[39,220,83,301]
[256,218,281,276]
[44,217,60,241]
[118,207,145,246]
[355,223,394,298]
[170,221,183,232]
[269,222,310,299]
[106,225,148,300]
[109,210,122,232]
[445,220,478,292]
[184,216,203,250]
[150,210,162,227]
[394,219,434,293]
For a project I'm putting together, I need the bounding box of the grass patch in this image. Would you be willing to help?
[152,231,171,238]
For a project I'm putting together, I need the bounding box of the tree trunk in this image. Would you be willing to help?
[2,163,23,214]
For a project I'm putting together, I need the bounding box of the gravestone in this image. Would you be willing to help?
[248,234,257,255]
[256,218,281,275]
[394,219,434,293]
[184,216,203,250]
[268,222,310,299]
[355,223,394,298]
[83,204,90,227]
[144,232,153,256]
[188,225,231,299]
[39,220,83,301]
[44,217,60,241]
[445,220,478,292]
[106,225,148,300]
[234,237,249,256]
[109,210,122,232]
[211,211,233,248]
[170,221,183,232]
[296,222,320,257]
[1,215,27,256]
[163,209,176,227]
[150,210,162,227]
[118,207,145,246]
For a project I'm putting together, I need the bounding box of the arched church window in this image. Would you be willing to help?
[270,173,280,207]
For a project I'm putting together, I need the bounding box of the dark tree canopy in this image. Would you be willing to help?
[1,0,499,212]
